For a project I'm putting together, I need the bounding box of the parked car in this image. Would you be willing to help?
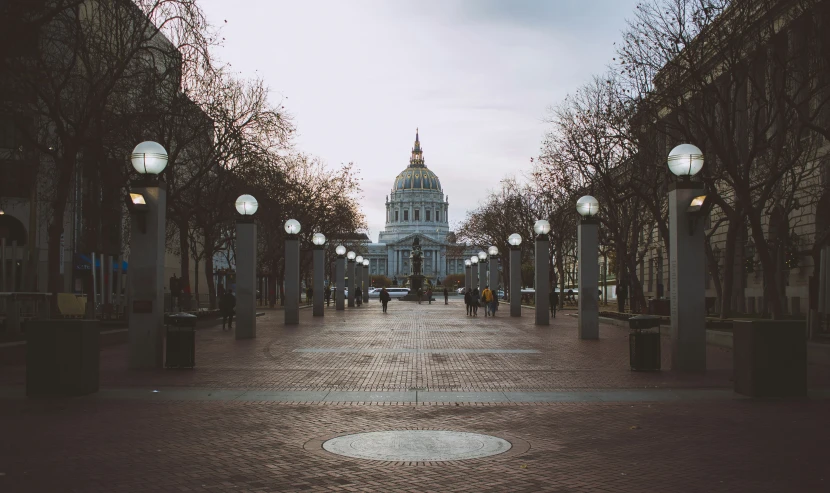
[385,287,410,299]
[456,287,466,294]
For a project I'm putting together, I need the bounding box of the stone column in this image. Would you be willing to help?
[578,218,599,339]
[465,264,470,292]
[128,181,167,368]
[347,259,355,307]
[285,234,300,324]
[669,181,706,371]
[235,216,257,338]
[363,264,370,303]
[313,245,324,317]
[336,256,345,310]
[489,255,498,293]
[479,260,487,293]
[535,234,550,326]
[355,262,362,306]
[510,246,521,317]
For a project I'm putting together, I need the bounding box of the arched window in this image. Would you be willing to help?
[0,214,27,246]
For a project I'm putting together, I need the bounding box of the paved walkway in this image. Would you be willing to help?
[1,299,829,492]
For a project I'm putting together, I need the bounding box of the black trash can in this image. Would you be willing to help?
[165,313,197,369]
[628,315,662,371]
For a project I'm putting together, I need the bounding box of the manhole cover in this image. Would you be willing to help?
[321,430,512,462]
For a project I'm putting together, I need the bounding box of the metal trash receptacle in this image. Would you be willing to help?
[628,315,662,371]
[165,313,197,368]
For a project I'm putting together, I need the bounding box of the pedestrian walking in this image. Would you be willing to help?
[550,290,559,318]
[464,289,472,316]
[219,290,236,330]
[355,286,363,306]
[471,288,480,316]
[490,287,499,317]
[325,286,331,306]
[169,273,181,312]
[379,287,391,313]
[306,287,313,306]
[417,288,423,304]
[443,287,449,305]
[482,285,493,317]
[426,288,432,305]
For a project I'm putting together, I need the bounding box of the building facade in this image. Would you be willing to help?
[365,130,474,284]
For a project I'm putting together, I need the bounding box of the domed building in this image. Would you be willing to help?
[365,130,473,282]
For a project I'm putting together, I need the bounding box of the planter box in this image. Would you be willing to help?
[733,320,807,398]
[26,319,100,397]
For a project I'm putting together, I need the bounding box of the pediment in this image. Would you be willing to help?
[390,233,445,247]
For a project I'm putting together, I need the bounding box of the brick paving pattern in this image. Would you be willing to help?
[1,299,829,491]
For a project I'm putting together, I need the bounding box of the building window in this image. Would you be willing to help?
[426,210,431,221]
[395,210,399,222]
[404,210,409,221]
[415,209,420,221]
[437,211,441,222]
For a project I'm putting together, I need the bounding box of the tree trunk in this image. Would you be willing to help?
[204,233,216,309]
[47,151,77,312]
[747,212,784,319]
[718,219,743,319]
[177,218,191,311]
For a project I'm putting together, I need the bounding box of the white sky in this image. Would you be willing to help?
[200,0,639,242]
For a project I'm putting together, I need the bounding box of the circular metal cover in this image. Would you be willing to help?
[322,430,512,462]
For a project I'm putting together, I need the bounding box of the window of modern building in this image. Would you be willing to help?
[415,209,420,221]
[404,210,409,221]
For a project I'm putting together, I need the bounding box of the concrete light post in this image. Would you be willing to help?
[470,256,479,293]
[355,255,364,306]
[577,196,600,339]
[284,219,301,325]
[508,233,522,317]
[335,245,346,310]
[464,259,472,292]
[127,141,168,368]
[477,251,487,293]
[362,259,370,304]
[312,233,326,317]
[534,219,551,326]
[347,250,356,307]
[488,246,499,296]
[668,144,707,371]
[233,194,259,339]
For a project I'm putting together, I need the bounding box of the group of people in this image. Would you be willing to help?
[464,285,499,317]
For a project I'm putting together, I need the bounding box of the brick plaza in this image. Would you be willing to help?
[1,299,829,492]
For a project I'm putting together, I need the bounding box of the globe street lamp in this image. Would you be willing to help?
[284,219,301,325]
[534,219,551,326]
[465,259,472,292]
[477,251,487,293]
[668,144,706,371]
[335,245,346,310]
[576,196,600,339]
[346,251,357,307]
[362,258,370,304]
[355,255,364,306]
[508,234,522,317]
[312,233,326,317]
[230,194,259,339]
[487,246,499,302]
[126,141,169,369]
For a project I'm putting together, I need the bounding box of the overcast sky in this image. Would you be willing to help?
[200,0,639,242]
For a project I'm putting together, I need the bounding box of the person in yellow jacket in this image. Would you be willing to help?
[482,286,494,317]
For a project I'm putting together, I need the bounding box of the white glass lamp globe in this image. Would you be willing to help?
[335,245,346,256]
[355,255,364,263]
[363,259,369,267]
[488,245,499,256]
[131,141,168,175]
[478,251,487,261]
[471,256,479,265]
[667,144,704,177]
[312,232,326,246]
[508,233,522,246]
[576,195,600,217]
[284,219,301,235]
[465,260,471,266]
[235,194,258,215]
[347,251,356,261]
[533,219,551,235]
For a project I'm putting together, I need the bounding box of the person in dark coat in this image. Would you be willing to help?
[471,288,480,317]
[325,286,331,306]
[443,288,449,305]
[306,287,313,305]
[550,290,559,318]
[464,289,472,316]
[219,290,236,330]
[426,288,432,305]
[355,286,362,306]
[379,287,391,313]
